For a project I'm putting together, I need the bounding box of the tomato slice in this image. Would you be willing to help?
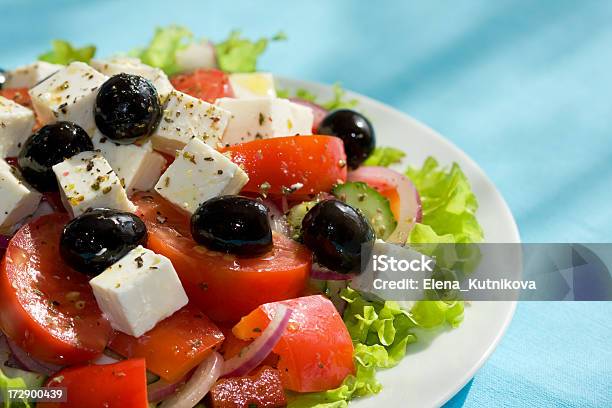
[133,193,311,323]
[170,69,234,103]
[38,359,148,408]
[233,295,355,392]
[0,214,111,365]
[222,135,347,198]
[208,366,287,408]
[108,305,224,383]
[0,88,33,109]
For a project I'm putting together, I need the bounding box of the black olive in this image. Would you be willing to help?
[318,109,375,169]
[18,122,93,192]
[60,208,148,276]
[302,199,374,273]
[191,196,273,256]
[0,68,5,89]
[94,73,162,144]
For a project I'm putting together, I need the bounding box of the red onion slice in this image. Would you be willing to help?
[148,375,188,403]
[290,98,328,131]
[348,166,422,244]
[222,305,292,378]
[158,352,223,408]
[310,263,354,281]
[0,235,9,250]
[91,353,119,365]
[6,338,62,376]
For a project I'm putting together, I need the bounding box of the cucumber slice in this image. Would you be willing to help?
[332,182,397,239]
[287,200,317,240]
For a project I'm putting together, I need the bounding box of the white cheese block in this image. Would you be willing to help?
[150,90,231,155]
[52,151,136,217]
[175,40,217,72]
[29,62,108,135]
[216,97,313,146]
[0,159,42,233]
[90,57,173,101]
[4,61,63,89]
[229,73,277,99]
[154,137,248,214]
[92,131,166,194]
[90,245,188,337]
[0,96,35,158]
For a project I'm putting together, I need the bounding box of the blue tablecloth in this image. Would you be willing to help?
[2,0,611,406]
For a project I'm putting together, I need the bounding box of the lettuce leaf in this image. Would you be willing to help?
[132,25,193,75]
[278,84,358,112]
[38,40,95,65]
[215,30,286,73]
[407,157,484,244]
[363,147,406,167]
[0,368,31,408]
[321,84,358,111]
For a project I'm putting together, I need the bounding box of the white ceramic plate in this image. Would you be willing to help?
[277,78,521,408]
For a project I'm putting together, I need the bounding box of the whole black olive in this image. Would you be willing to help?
[18,121,93,192]
[60,208,148,276]
[318,109,375,169]
[94,73,162,143]
[302,199,375,273]
[191,196,273,256]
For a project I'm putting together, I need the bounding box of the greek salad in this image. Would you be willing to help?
[0,26,484,408]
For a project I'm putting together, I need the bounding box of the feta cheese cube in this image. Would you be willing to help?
[229,73,277,99]
[4,61,63,89]
[90,57,173,101]
[216,97,313,146]
[150,90,231,155]
[29,62,108,135]
[154,138,248,214]
[90,245,188,337]
[0,96,35,158]
[92,131,166,194]
[0,159,42,233]
[52,151,136,217]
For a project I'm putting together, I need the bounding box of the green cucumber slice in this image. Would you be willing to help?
[332,181,397,239]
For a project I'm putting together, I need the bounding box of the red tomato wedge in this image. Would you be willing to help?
[0,214,111,365]
[170,68,234,103]
[133,193,312,323]
[108,306,224,383]
[233,295,355,392]
[0,88,33,109]
[208,366,287,408]
[222,135,347,198]
[38,358,148,408]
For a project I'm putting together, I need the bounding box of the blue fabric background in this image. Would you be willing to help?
[1,0,611,406]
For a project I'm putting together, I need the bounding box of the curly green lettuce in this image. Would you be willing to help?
[38,40,96,65]
[215,30,286,73]
[407,157,484,244]
[0,368,32,408]
[131,25,193,76]
[363,147,406,167]
[277,84,358,111]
